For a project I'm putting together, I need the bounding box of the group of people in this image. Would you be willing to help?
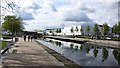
[23,35,33,42]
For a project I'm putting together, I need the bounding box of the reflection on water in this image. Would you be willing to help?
[93,48,98,58]
[102,48,109,62]
[75,45,78,50]
[113,50,120,65]
[49,40,53,43]
[80,45,83,51]
[70,44,74,49]
[55,41,62,47]
[86,47,90,54]
[38,38,120,66]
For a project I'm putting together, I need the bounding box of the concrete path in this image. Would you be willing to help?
[2,37,64,67]
[75,37,120,49]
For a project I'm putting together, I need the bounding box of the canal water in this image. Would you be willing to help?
[37,38,120,66]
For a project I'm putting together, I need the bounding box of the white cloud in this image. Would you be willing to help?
[63,11,92,22]
[27,2,41,10]
[118,1,120,21]
[61,1,95,23]
[87,2,118,26]
[17,12,34,20]
[42,0,57,12]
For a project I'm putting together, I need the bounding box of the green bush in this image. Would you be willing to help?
[111,38,120,41]
[2,34,12,36]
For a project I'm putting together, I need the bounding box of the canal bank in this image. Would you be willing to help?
[45,36,120,49]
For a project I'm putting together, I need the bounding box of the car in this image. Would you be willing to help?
[106,37,111,40]
[114,35,120,37]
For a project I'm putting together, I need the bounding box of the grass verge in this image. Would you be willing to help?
[1,41,9,49]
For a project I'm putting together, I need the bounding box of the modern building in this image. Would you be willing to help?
[62,26,82,36]
[45,29,57,35]
[45,25,95,36]
[45,24,112,36]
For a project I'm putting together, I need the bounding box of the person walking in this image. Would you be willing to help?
[31,35,33,42]
[23,35,26,42]
[28,35,30,42]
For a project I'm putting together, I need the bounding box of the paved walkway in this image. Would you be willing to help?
[75,37,120,49]
[2,37,64,67]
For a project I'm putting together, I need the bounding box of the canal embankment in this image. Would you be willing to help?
[45,36,120,49]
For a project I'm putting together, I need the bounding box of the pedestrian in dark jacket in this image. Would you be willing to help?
[28,35,30,42]
[24,35,26,42]
[31,36,33,42]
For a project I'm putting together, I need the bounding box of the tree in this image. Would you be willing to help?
[70,27,74,33]
[56,29,59,33]
[93,24,100,43]
[103,23,109,36]
[2,15,23,35]
[56,28,61,33]
[94,24,99,35]
[112,21,120,35]
[112,24,118,34]
[1,0,22,14]
[80,26,83,35]
[58,28,61,33]
[49,30,52,33]
[86,26,90,35]
[75,26,79,32]
[118,22,120,35]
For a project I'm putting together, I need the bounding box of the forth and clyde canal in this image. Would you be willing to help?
[37,38,120,66]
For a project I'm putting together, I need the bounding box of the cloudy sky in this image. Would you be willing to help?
[1,0,119,31]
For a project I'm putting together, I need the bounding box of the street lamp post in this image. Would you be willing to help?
[12,22,14,42]
[0,40,1,64]
[11,18,14,42]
